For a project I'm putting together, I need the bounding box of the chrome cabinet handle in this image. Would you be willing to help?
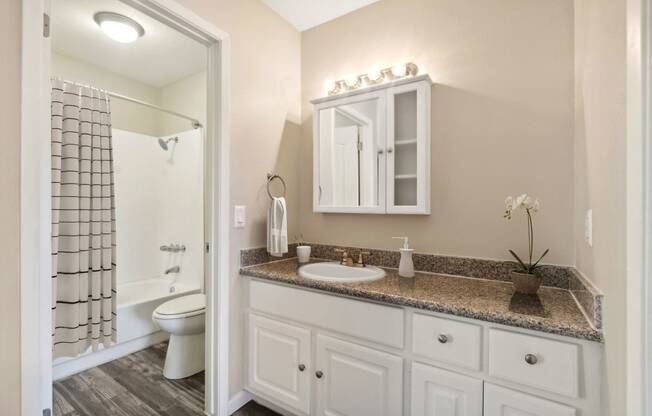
[387,147,394,153]
[298,364,305,372]
[437,334,448,344]
[525,354,538,365]
[378,149,384,155]
[315,370,324,379]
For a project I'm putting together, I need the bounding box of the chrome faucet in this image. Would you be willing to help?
[164,266,180,275]
[334,249,370,267]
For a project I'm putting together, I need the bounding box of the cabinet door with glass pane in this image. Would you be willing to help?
[386,80,430,214]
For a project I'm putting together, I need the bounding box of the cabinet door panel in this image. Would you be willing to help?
[484,383,576,416]
[248,313,311,414]
[315,334,403,416]
[411,362,482,416]
[386,79,431,214]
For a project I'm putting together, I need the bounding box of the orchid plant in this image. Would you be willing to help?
[504,194,549,275]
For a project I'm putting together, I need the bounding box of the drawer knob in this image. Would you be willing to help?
[525,354,538,365]
[298,364,305,372]
[437,334,448,344]
[315,370,324,379]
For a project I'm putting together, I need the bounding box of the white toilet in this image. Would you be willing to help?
[152,293,206,379]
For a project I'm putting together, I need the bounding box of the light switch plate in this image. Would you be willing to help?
[585,209,593,247]
[234,205,246,228]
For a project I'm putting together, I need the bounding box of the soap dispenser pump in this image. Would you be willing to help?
[392,237,415,278]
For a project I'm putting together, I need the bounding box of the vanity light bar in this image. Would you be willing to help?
[327,62,419,96]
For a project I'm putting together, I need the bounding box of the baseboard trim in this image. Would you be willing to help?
[228,390,253,414]
[53,331,169,380]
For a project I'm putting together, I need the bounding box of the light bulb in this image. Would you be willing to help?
[392,63,406,77]
[324,79,336,92]
[344,74,359,87]
[367,68,383,82]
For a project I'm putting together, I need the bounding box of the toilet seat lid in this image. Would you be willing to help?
[155,293,206,316]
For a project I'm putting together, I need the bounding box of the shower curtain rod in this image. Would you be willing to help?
[59,78,202,129]
[109,92,202,129]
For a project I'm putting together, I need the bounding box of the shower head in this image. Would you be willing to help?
[158,136,178,151]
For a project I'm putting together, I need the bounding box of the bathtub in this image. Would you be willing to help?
[53,277,201,380]
[117,278,201,342]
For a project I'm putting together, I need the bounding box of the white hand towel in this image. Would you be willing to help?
[267,197,288,257]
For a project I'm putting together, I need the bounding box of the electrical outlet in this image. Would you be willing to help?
[234,205,246,228]
[585,209,593,247]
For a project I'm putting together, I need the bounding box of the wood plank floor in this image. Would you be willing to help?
[53,342,280,416]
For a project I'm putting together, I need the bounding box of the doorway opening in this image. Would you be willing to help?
[20,0,231,415]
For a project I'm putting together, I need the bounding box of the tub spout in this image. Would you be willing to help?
[165,266,180,275]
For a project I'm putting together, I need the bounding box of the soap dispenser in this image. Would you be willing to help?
[392,237,415,278]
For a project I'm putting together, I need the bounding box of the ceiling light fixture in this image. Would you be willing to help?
[94,12,145,44]
[327,62,419,96]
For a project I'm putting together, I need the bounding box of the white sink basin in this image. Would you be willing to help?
[298,262,385,283]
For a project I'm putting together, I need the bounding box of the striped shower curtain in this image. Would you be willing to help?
[51,79,117,358]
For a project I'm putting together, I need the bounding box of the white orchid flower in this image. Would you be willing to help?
[505,196,514,210]
[505,193,539,212]
[503,193,549,274]
[514,194,527,209]
[504,196,514,219]
[531,199,540,212]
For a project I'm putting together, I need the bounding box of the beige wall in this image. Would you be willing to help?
[51,53,163,137]
[52,53,207,138]
[0,0,21,414]
[300,0,575,265]
[574,0,627,414]
[159,71,207,136]
[175,0,302,397]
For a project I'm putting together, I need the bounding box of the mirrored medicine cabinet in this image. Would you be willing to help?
[311,74,431,214]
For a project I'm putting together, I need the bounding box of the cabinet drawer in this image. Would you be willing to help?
[484,383,577,416]
[411,362,483,416]
[488,329,579,398]
[412,313,482,371]
[249,280,404,348]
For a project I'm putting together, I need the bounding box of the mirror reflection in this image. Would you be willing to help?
[318,99,379,207]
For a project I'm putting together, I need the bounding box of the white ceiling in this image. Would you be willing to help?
[262,0,380,31]
[51,0,206,88]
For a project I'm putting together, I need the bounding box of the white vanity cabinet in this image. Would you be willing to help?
[315,334,403,416]
[311,75,431,214]
[247,314,312,415]
[244,279,602,416]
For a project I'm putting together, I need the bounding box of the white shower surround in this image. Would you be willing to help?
[112,128,204,289]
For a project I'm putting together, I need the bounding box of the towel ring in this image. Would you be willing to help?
[266,173,287,199]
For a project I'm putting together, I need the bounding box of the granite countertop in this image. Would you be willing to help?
[240,258,602,342]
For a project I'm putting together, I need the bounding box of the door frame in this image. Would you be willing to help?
[627,0,650,415]
[20,1,232,415]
